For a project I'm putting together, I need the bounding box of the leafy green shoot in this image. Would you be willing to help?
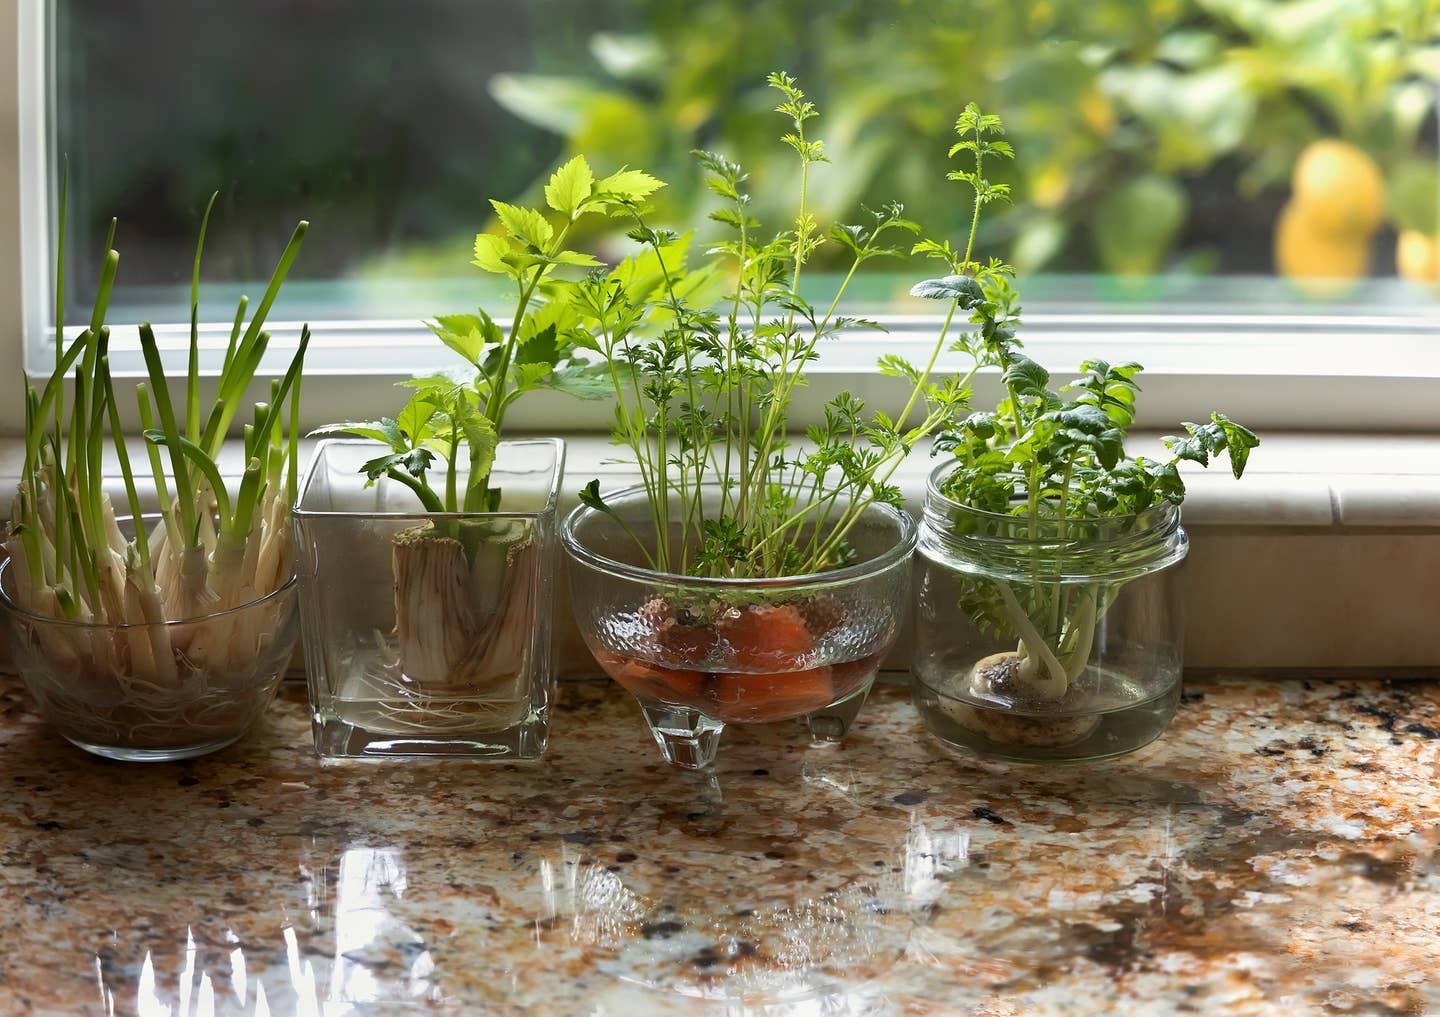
[932,272,1259,695]
[5,182,311,637]
[581,83,1015,579]
[326,154,650,529]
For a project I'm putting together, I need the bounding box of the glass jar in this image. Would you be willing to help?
[562,484,915,770]
[293,438,563,759]
[912,461,1189,763]
[0,518,298,762]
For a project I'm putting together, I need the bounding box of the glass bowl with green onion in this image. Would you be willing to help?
[1,179,310,761]
[0,519,299,761]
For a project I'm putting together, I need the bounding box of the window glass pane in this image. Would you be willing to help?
[52,0,1440,333]
[53,0,647,324]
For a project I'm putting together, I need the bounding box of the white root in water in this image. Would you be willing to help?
[381,523,538,733]
[995,581,1069,699]
[937,581,1110,750]
[4,466,294,742]
[392,525,481,686]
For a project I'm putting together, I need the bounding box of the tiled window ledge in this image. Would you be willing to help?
[564,431,1440,674]
[2,431,1438,674]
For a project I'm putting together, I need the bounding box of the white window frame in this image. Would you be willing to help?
[9,0,1440,438]
[0,0,23,419]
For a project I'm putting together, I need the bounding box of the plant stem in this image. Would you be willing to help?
[139,323,198,545]
[52,161,67,470]
[895,297,960,433]
[996,580,1068,697]
[187,193,217,444]
[201,220,307,454]
[223,295,248,376]
[386,467,446,513]
[1058,587,1098,682]
[445,415,459,513]
[287,370,302,507]
[136,384,182,558]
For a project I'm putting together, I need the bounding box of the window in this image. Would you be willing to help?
[18,0,1440,432]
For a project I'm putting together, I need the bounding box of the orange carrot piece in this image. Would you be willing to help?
[705,666,834,724]
[658,620,719,666]
[594,650,706,704]
[827,652,883,700]
[718,605,815,671]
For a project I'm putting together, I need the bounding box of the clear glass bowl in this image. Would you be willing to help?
[0,556,298,762]
[911,460,1189,763]
[562,484,915,769]
[294,438,563,759]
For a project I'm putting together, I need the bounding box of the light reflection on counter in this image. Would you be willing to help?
[87,814,979,1016]
[323,847,442,1010]
[23,678,1439,1015]
[226,934,246,1010]
[82,804,1195,1017]
[533,814,972,1012]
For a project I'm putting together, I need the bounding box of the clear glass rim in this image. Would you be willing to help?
[924,458,1181,532]
[0,558,297,631]
[293,436,566,519]
[560,482,918,589]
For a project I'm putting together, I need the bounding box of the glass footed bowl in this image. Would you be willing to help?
[0,523,299,762]
[561,484,915,769]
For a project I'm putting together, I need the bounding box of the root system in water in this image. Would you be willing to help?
[330,523,539,736]
[26,668,276,749]
[914,654,1181,762]
[945,651,1102,747]
[12,611,288,750]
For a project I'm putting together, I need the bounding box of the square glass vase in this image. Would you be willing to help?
[294,437,564,759]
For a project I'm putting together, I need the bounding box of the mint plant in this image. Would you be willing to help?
[578,75,1002,580]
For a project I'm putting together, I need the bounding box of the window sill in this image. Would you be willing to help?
[1,431,1437,674]
[29,316,1440,434]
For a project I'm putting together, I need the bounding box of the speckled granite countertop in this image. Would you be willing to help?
[3,676,1440,1016]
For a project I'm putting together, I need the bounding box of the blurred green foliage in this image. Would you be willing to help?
[57,0,1439,304]
[491,0,1440,277]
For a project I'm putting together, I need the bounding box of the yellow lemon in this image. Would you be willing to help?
[1030,165,1069,209]
[1291,139,1386,238]
[1397,229,1439,285]
[1079,91,1115,138]
[1274,200,1370,298]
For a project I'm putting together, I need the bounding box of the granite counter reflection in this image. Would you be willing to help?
[3,678,1440,1015]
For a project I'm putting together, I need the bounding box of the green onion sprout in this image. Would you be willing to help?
[2,177,310,744]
